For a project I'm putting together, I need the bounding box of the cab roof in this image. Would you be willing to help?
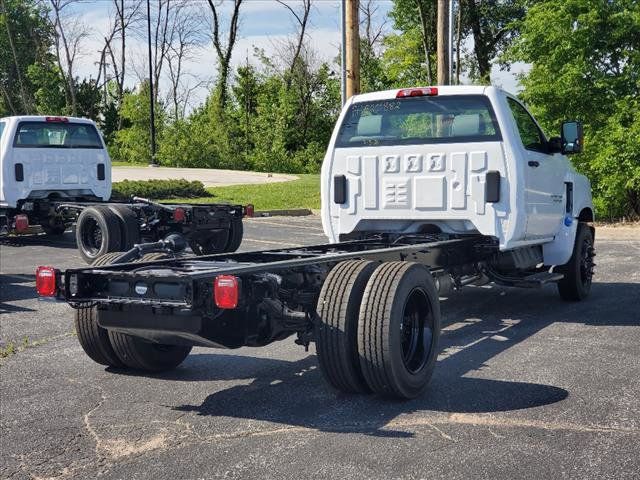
[350,85,508,103]
[0,115,95,124]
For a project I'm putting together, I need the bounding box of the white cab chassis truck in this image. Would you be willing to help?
[38,87,595,400]
[1,116,248,263]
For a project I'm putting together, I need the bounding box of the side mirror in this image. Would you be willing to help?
[561,120,583,154]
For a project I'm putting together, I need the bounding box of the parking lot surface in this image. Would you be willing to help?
[1,217,639,479]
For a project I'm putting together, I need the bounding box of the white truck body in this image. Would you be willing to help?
[0,115,111,208]
[321,85,593,266]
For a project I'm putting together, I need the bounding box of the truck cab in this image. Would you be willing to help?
[0,115,111,208]
[321,85,593,267]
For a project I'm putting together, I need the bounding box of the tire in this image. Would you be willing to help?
[74,252,128,368]
[358,262,441,399]
[557,223,595,301]
[75,206,122,264]
[189,230,229,255]
[108,331,192,372]
[134,252,171,262]
[315,260,377,394]
[225,218,243,252]
[108,205,140,250]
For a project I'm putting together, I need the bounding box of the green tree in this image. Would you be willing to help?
[508,0,640,218]
[0,0,56,115]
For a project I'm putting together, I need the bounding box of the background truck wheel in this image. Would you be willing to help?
[557,223,595,301]
[134,252,171,262]
[358,262,441,399]
[315,260,377,394]
[224,218,243,252]
[107,331,192,372]
[108,205,140,250]
[74,252,128,368]
[189,230,229,255]
[76,206,122,264]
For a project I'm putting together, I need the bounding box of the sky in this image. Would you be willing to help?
[70,0,526,109]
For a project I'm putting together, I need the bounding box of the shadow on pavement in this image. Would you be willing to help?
[0,274,37,313]
[166,281,640,436]
[0,231,77,249]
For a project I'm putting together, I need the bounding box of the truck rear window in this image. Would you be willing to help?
[13,121,103,149]
[336,94,502,148]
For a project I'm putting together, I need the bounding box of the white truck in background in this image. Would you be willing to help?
[0,115,249,263]
[38,86,596,400]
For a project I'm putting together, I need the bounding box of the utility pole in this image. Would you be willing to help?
[344,0,360,100]
[448,0,454,84]
[340,0,347,105]
[146,0,157,166]
[436,0,450,85]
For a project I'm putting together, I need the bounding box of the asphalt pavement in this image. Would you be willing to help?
[1,217,639,480]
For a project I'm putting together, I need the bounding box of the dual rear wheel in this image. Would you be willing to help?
[316,260,441,399]
[74,252,191,372]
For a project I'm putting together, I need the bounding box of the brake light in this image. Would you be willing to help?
[173,207,186,222]
[214,275,239,309]
[245,204,254,218]
[45,116,69,123]
[14,214,29,232]
[36,266,57,296]
[396,87,438,98]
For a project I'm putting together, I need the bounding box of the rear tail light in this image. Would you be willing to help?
[36,266,58,296]
[14,214,29,232]
[245,204,254,217]
[396,87,438,98]
[214,275,239,309]
[173,207,186,222]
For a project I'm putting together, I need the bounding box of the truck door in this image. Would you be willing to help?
[506,98,564,239]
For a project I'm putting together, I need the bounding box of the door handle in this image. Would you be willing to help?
[528,160,540,167]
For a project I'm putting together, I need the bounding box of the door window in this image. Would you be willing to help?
[0,121,5,140]
[507,98,547,152]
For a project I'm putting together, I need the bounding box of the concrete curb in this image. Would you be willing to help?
[253,208,312,217]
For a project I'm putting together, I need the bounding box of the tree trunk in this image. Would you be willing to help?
[416,0,433,84]
[436,0,449,85]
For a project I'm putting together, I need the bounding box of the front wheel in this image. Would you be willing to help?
[557,223,595,301]
[107,331,192,372]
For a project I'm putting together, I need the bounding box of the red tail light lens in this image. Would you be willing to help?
[214,275,239,309]
[45,116,69,123]
[14,214,29,232]
[245,204,254,217]
[396,87,438,98]
[173,207,186,222]
[36,266,57,296]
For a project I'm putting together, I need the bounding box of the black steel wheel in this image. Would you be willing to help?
[315,260,377,394]
[358,262,441,399]
[75,206,122,263]
[557,223,596,301]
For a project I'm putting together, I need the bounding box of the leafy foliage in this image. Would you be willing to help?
[508,0,640,218]
[111,179,209,201]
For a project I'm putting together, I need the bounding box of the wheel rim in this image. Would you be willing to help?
[579,236,595,287]
[400,288,433,374]
[194,230,228,254]
[80,218,103,255]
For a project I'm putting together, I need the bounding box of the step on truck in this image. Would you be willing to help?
[36,86,596,399]
[0,116,250,262]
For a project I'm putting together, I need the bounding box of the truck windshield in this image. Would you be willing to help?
[336,94,502,148]
[13,121,103,149]
[0,121,5,140]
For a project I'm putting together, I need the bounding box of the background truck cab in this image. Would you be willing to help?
[0,115,110,208]
[321,85,594,267]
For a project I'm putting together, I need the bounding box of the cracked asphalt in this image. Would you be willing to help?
[1,217,639,479]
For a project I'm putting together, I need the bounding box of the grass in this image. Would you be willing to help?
[111,161,146,167]
[166,174,321,211]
